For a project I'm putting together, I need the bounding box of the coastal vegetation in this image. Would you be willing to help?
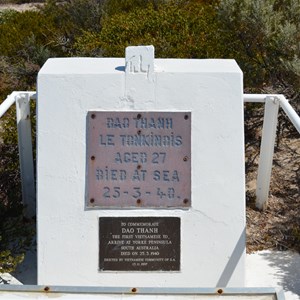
[0,0,299,273]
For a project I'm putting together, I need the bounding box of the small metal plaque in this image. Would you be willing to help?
[99,217,180,271]
[86,112,191,208]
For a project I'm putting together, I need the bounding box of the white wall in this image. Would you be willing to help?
[37,48,245,287]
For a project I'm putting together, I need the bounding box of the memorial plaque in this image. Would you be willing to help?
[86,111,191,208]
[99,217,180,271]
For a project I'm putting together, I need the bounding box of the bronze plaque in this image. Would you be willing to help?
[99,217,180,271]
[86,112,191,208]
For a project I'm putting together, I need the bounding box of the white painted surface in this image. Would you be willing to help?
[279,96,300,134]
[0,92,36,217]
[255,97,279,210]
[16,94,35,218]
[0,92,17,118]
[10,249,300,299]
[37,47,245,287]
[0,291,279,299]
[124,45,155,109]
[246,251,300,300]
[0,274,22,285]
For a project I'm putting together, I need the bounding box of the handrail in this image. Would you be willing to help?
[0,92,299,214]
[0,92,18,118]
[244,93,300,134]
[0,285,286,299]
[244,94,300,209]
[0,91,36,218]
[244,94,300,133]
[0,91,36,118]
[278,96,300,134]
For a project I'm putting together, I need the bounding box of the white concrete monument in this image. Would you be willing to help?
[37,46,245,287]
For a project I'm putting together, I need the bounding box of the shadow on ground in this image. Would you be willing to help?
[262,251,300,297]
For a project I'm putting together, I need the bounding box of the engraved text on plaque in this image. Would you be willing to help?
[86,112,191,208]
[99,217,180,271]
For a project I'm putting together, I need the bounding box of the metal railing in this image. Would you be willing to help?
[0,285,286,299]
[0,92,36,218]
[244,94,300,209]
[0,92,299,216]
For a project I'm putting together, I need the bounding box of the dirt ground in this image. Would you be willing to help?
[246,108,300,253]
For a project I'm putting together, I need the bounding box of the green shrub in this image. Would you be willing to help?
[0,198,35,273]
[0,9,18,24]
[218,0,300,93]
[41,0,106,54]
[0,10,57,58]
[0,10,45,274]
[75,2,224,58]
[102,0,166,16]
[0,100,36,274]
[0,0,300,273]
[0,10,58,100]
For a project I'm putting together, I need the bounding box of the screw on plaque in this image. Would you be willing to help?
[91,113,96,119]
[131,288,137,293]
[91,156,95,161]
[183,156,188,162]
[137,130,142,135]
[183,198,189,204]
[90,198,95,203]
[137,164,142,170]
[184,114,189,120]
[136,113,142,119]
[217,289,223,295]
[136,199,142,205]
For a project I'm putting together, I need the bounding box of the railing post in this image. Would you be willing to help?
[256,96,280,210]
[279,95,300,134]
[16,93,36,218]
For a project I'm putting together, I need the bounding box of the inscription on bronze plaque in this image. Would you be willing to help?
[86,112,191,208]
[99,217,180,271]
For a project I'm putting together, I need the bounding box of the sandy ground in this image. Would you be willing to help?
[0,2,43,11]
